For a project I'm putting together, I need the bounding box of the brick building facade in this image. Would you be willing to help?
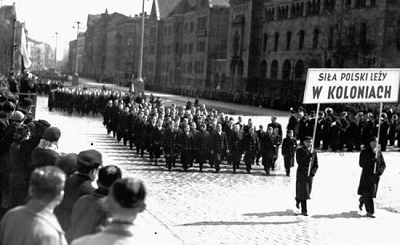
[147,0,230,92]
[228,0,400,105]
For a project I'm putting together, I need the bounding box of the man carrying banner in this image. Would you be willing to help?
[357,136,386,218]
[295,136,318,216]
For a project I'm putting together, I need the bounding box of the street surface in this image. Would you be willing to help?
[35,87,400,244]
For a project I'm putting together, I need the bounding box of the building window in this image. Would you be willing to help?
[175,42,180,54]
[282,60,291,80]
[298,30,305,50]
[197,16,207,31]
[184,23,189,33]
[233,31,241,56]
[295,60,305,80]
[260,60,267,78]
[345,0,351,8]
[189,43,193,54]
[274,32,279,51]
[190,22,195,32]
[238,60,244,77]
[271,60,279,78]
[286,31,291,51]
[312,28,319,49]
[188,62,192,73]
[262,33,268,52]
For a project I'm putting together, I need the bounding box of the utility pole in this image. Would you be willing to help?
[133,0,145,95]
[72,21,81,86]
[54,32,58,72]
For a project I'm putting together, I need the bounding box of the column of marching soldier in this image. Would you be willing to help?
[50,87,400,175]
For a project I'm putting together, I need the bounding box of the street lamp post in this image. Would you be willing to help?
[133,0,145,95]
[54,32,58,72]
[72,21,81,86]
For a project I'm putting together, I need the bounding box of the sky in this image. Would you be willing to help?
[7,0,152,59]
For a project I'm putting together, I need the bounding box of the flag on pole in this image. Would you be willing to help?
[20,25,32,69]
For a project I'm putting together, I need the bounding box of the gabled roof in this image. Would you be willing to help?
[87,14,101,27]
[154,0,182,20]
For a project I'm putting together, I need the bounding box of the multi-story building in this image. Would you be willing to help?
[147,0,230,91]
[112,14,150,82]
[228,0,400,104]
[28,38,54,71]
[0,3,16,74]
[83,9,127,79]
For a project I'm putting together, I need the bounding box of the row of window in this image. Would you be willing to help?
[262,22,368,52]
[259,59,306,80]
[182,60,205,75]
[164,16,208,37]
[265,0,375,22]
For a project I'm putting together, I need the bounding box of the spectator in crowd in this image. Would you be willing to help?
[0,166,67,245]
[8,124,30,208]
[67,165,122,242]
[55,149,102,231]
[71,177,147,245]
[55,153,78,177]
[30,126,61,171]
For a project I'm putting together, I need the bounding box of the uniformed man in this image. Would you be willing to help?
[282,130,297,176]
[295,136,318,216]
[229,124,243,173]
[210,124,228,173]
[242,126,260,173]
[357,136,386,218]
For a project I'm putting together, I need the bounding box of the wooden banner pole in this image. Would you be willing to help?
[308,103,320,177]
[374,102,383,174]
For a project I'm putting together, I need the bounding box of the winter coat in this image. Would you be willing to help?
[295,146,318,200]
[357,146,386,198]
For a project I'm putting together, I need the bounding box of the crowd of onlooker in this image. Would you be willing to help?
[0,73,149,245]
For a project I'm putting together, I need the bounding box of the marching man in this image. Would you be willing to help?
[357,136,386,218]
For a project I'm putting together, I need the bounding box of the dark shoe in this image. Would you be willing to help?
[366,212,375,218]
[301,212,308,216]
[296,202,300,209]
[265,171,270,175]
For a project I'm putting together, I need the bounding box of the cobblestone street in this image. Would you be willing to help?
[36,94,400,245]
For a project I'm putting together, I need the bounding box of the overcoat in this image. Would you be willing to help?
[357,146,386,198]
[295,146,318,200]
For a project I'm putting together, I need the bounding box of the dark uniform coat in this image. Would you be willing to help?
[357,147,386,198]
[295,146,318,200]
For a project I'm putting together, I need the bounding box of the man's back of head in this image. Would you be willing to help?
[29,166,66,204]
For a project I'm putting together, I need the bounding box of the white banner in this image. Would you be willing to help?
[303,69,400,104]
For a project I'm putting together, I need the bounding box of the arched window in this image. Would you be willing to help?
[298,30,305,50]
[274,32,279,51]
[282,60,291,80]
[260,60,267,78]
[238,60,244,77]
[271,60,279,79]
[286,31,292,51]
[295,60,305,80]
[233,31,240,56]
[312,28,319,49]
